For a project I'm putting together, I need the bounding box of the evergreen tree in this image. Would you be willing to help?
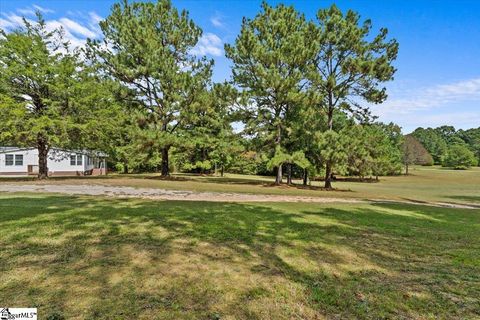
[175,83,241,175]
[88,0,212,176]
[307,5,398,188]
[225,2,315,185]
[0,13,118,178]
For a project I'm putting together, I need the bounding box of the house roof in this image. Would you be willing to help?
[0,146,107,157]
[0,146,27,153]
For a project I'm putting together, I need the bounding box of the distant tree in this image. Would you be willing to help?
[368,123,403,177]
[456,128,480,166]
[88,0,212,177]
[411,127,448,164]
[0,13,118,179]
[307,5,398,188]
[175,83,241,175]
[434,125,457,144]
[345,123,403,179]
[314,130,350,185]
[442,144,477,169]
[225,2,314,185]
[402,135,433,175]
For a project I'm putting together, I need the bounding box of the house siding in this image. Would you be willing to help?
[0,148,105,176]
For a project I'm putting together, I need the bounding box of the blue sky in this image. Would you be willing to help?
[1,0,479,133]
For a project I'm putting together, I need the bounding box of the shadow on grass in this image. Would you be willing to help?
[448,195,480,203]
[0,196,479,319]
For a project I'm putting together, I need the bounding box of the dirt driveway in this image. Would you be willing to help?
[1,184,477,209]
[0,183,364,203]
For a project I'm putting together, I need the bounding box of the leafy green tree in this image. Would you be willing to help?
[88,0,212,176]
[225,2,314,185]
[442,144,477,169]
[434,125,457,144]
[0,14,118,178]
[307,5,398,188]
[456,128,480,166]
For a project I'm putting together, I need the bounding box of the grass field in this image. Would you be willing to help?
[0,166,479,319]
[0,195,479,319]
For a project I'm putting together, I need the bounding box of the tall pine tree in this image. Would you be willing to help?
[88,0,212,176]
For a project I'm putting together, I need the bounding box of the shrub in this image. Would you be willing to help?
[442,144,476,169]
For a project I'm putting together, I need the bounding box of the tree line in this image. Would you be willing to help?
[411,126,479,169]
[0,0,473,186]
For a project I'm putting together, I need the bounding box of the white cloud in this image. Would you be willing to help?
[210,13,224,28]
[370,77,480,131]
[0,10,103,50]
[59,17,98,38]
[32,5,54,14]
[210,11,228,29]
[374,78,480,117]
[89,12,103,25]
[191,32,223,57]
[17,8,36,16]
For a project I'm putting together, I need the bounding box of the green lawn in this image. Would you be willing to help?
[1,195,479,319]
[4,166,479,206]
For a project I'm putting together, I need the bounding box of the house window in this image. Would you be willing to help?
[5,154,13,166]
[70,154,83,166]
[5,154,23,166]
[15,154,23,166]
[76,154,83,166]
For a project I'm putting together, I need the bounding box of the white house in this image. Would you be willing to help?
[0,147,107,177]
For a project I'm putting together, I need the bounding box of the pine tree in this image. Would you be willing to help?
[88,0,212,176]
[307,5,398,188]
[225,2,315,185]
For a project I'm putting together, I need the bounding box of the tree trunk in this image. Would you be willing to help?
[324,162,332,189]
[37,135,49,179]
[274,121,283,186]
[405,163,409,175]
[275,164,283,185]
[201,148,206,174]
[303,168,308,186]
[324,106,334,189]
[161,146,170,177]
[221,165,224,177]
[286,163,292,185]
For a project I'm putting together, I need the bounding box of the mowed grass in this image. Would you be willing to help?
[0,195,479,319]
[3,166,479,206]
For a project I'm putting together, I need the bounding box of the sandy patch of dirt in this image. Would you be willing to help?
[0,184,363,204]
[0,184,477,209]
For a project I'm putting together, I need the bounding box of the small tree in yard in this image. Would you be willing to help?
[402,135,433,175]
[0,14,117,179]
[307,5,398,188]
[442,144,476,169]
[89,0,212,177]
